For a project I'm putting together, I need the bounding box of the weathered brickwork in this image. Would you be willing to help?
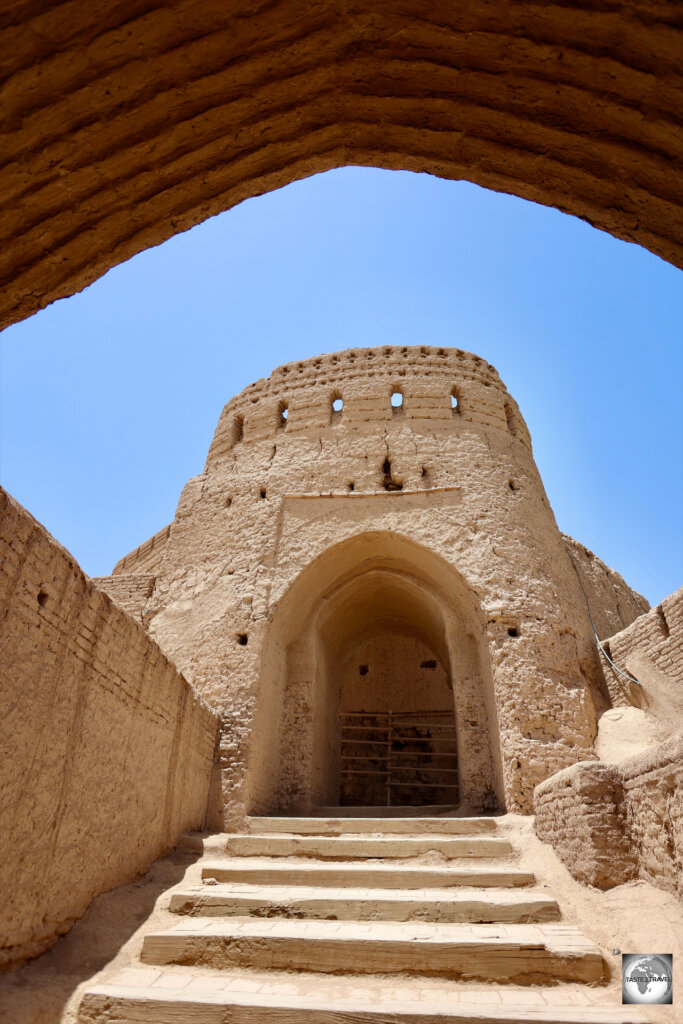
[0,488,218,969]
[1,0,682,331]
[91,572,156,622]
[534,733,683,898]
[600,586,683,725]
[535,593,683,896]
[112,523,171,576]
[562,535,649,641]
[103,346,647,822]
[534,762,636,889]
[621,732,683,898]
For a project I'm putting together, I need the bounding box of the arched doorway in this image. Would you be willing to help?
[248,531,503,815]
[324,568,461,808]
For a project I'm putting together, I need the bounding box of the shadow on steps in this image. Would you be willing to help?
[0,848,200,1024]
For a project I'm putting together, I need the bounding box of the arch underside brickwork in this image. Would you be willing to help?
[1,0,681,331]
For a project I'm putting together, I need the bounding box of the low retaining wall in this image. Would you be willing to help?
[533,760,636,889]
[0,488,219,968]
[534,732,683,896]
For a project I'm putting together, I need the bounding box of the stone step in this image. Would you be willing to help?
[201,860,535,889]
[79,982,648,1024]
[224,834,512,859]
[316,804,462,817]
[169,882,560,922]
[140,920,605,984]
[247,815,498,835]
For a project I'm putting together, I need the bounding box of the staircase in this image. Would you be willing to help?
[77,814,647,1023]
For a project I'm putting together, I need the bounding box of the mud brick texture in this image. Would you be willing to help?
[0,488,218,968]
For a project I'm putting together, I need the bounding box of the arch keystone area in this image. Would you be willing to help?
[1,0,682,330]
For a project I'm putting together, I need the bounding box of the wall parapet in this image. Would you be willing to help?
[112,522,172,576]
[205,346,532,468]
[0,487,218,969]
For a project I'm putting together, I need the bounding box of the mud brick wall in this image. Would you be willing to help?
[563,534,649,641]
[599,587,683,723]
[111,523,171,575]
[91,572,156,622]
[621,733,683,898]
[0,488,218,969]
[534,732,683,897]
[2,0,682,332]
[533,761,636,889]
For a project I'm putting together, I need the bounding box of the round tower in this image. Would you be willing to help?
[142,345,604,820]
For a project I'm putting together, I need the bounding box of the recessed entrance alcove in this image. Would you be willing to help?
[248,531,504,816]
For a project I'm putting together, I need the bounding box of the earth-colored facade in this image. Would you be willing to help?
[104,345,647,821]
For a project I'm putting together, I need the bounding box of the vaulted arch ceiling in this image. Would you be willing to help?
[1,0,681,331]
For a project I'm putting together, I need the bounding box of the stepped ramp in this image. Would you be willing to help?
[77,814,649,1024]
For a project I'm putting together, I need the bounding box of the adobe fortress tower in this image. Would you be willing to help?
[107,346,646,822]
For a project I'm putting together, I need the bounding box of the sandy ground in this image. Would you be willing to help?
[0,819,680,1023]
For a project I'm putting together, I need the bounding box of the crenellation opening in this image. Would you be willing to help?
[451,387,460,414]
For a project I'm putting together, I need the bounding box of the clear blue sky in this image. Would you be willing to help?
[1,168,681,605]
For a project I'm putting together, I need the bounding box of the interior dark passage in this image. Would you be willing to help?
[339,633,458,807]
[315,568,460,810]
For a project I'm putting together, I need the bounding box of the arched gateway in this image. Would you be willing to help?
[249,532,503,815]
[102,345,647,823]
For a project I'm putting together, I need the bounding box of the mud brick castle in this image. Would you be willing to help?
[0,2,681,1021]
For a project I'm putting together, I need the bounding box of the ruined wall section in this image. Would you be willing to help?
[0,488,218,969]
[534,761,636,889]
[535,590,683,896]
[112,522,172,575]
[91,572,156,622]
[534,732,683,898]
[600,586,683,728]
[145,346,608,817]
[563,534,649,640]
